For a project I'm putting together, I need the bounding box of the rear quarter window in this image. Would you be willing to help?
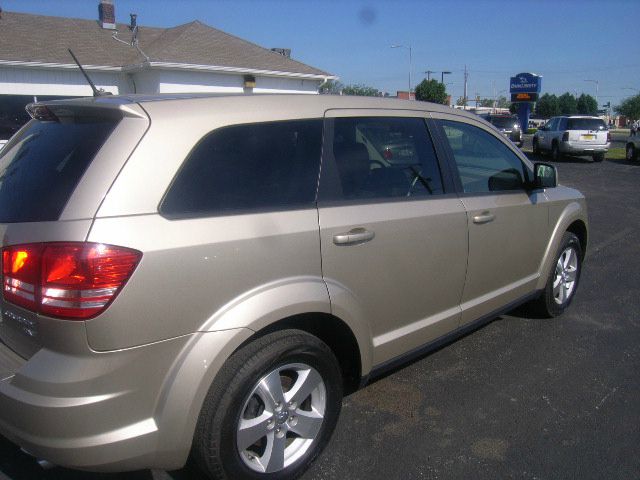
[0,117,119,223]
[161,119,323,218]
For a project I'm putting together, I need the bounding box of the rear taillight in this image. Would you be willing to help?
[2,242,141,320]
[607,131,611,142]
[562,131,569,142]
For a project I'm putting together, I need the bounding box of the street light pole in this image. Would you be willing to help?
[424,70,436,81]
[440,71,451,84]
[584,79,599,105]
[391,44,412,99]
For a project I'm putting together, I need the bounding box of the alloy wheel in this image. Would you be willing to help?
[236,363,326,473]
[553,246,578,305]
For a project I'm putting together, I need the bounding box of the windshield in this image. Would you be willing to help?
[0,117,119,223]
[566,118,607,130]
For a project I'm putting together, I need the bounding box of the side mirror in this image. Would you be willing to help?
[533,162,557,189]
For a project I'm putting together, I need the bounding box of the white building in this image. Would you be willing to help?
[0,1,336,139]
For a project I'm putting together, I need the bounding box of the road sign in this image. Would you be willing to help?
[511,92,539,102]
[510,72,542,94]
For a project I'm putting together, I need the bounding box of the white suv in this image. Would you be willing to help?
[533,116,610,162]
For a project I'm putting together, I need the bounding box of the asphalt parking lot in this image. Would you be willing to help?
[0,142,638,480]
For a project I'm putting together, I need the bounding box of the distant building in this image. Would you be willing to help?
[0,1,336,139]
[396,91,415,101]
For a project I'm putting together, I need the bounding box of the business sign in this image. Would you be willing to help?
[510,92,539,102]
[509,72,542,94]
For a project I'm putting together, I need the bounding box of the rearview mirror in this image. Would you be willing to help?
[533,162,557,189]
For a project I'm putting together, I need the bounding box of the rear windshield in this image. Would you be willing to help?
[489,116,518,128]
[566,118,607,131]
[0,117,119,223]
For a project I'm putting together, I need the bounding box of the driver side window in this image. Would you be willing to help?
[439,120,527,194]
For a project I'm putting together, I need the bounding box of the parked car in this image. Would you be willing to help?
[626,134,640,162]
[480,113,523,147]
[0,94,588,480]
[533,116,610,162]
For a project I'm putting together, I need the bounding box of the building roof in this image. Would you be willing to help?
[0,11,334,79]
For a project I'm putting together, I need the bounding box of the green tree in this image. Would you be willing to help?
[341,84,381,97]
[318,79,344,94]
[414,79,448,104]
[615,94,640,119]
[576,93,598,115]
[496,95,510,109]
[536,93,559,118]
[558,93,577,115]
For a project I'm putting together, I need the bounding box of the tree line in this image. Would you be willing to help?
[320,79,640,120]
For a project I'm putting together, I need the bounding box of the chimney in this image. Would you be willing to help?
[98,0,116,30]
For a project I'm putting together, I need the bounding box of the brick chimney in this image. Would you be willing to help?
[98,0,116,30]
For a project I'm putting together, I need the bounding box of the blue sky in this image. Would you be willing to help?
[3,0,639,107]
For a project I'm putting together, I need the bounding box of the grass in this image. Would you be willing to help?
[606,147,626,160]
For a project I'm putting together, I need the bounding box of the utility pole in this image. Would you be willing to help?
[463,65,469,107]
[424,70,436,81]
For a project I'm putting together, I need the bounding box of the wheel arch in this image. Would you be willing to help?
[535,201,588,291]
[240,313,363,395]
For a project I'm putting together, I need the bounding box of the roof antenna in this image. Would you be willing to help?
[68,48,109,97]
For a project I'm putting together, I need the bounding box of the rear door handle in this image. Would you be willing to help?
[333,228,375,246]
[473,212,495,224]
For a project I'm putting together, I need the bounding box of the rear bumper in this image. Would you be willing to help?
[0,328,252,472]
[560,141,609,155]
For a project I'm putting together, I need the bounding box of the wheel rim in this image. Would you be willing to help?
[236,363,326,473]
[553,246,578,305]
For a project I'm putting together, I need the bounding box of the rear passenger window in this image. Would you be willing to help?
[326,117,444,201]
[439,120,527,193]
[161,120,322,217]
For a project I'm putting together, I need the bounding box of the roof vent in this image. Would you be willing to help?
[271,48,291,58]
[98,0,116,30]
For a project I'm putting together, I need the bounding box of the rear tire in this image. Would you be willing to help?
[529,232,582,318]
[627,144,638,162]
[193,329,343,480]
[593,152,605,162]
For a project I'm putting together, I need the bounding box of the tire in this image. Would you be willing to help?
[627,144,638,162]
[593,152,605,162]
[192,329,343,480]
[532,138,540,155]
[551,141,561,161]
[531,232,582,318]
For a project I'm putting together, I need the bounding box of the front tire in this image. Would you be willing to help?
[627,144,638,162]
[531,232,582,318]
[193,330,343,480]
[593,152,605,162]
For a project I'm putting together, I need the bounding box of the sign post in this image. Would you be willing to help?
[509,73,542,132]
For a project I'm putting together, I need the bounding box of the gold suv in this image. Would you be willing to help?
[0,94,587,479]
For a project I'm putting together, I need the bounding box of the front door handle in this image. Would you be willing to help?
[473,212,495,224]
[333,228,375,246]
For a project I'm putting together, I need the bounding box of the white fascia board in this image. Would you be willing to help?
[129,61,337,81]
[0,60,123,72]
[0,59,338,82]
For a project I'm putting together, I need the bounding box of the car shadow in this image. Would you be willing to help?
[606,157,639,167]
